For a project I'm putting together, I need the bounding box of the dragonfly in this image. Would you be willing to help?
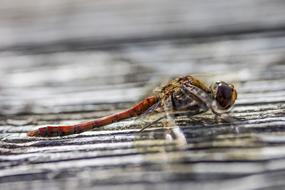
[27,75,237,137]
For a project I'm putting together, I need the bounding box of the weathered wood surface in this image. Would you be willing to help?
[1,0,285,52]
[1,1,285,190]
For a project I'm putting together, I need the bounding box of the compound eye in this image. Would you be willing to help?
[216,82,237,109]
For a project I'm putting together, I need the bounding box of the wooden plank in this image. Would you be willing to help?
[0,0,285,50]
[1,1,285,189]
[1,32,285,189]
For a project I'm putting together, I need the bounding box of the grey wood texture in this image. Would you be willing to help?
[1,1,285,190]
[1,0,285,51]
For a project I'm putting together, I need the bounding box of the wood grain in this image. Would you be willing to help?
[1,1,285,190]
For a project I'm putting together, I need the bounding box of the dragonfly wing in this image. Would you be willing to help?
[138,82,212,132]
[134,100,166,131]
[141,100,162,115]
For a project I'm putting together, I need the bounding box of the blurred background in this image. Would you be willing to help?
[1,1,285,190]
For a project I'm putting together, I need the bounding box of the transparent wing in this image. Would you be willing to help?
[138,83,212,132]
[162,96,188,149]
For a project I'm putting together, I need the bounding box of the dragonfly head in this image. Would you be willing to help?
[210,81,237,112]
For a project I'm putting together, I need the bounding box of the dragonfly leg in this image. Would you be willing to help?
[214,113,240,123]
[139,115,166,132]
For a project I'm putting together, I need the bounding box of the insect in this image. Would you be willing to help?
[27,75,237,137]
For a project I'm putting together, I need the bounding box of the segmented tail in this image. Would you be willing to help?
[27,96,159,137]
